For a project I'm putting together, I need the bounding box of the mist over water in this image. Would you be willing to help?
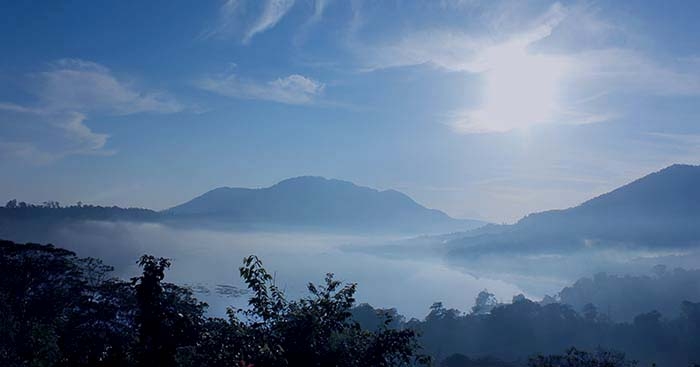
[8,218,700,319]
[12,220,700,320]
[27,220,519,318]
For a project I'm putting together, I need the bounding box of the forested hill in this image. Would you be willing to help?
[515,164,700,236]
[165,176,485,233]
[1,177,485,234]
[0,201,159,222]
[447,164,700,255]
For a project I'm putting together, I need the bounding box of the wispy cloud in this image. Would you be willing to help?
[203,0,297,44]
[642,132,700,160]
[197,71,324,105]
[244,0,295,43]
[0,141,55,165]
[570,49,700,96]
[34,59,182,114]
[311,0,331,22]
[356,3,567,73]
[0,59,182,163]
[56,112,109,153]
[348,2,700,134]
[0,109,112,164]
[203,0,243,38]
[0,102,39,114]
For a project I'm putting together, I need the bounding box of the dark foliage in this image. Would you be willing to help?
[4,238,700,367]
[0,240,428,367]
[0,201,159,222]
[181,255,430,367]
[528,347,637,367]
[352,292,700,366]
[558,268,700,322]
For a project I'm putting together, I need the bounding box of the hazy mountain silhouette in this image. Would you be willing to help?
[447,164,700,255]
[165,176,485,233]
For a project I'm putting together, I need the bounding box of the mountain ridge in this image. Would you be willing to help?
[165,176,485,234]
[447,164,700,255]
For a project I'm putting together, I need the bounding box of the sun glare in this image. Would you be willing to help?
[461,40,569,133]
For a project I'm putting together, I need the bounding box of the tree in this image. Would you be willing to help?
[131,255,206,367]
[190,255,431,367]
[471,289,499,315]
[0,241,125,367]
[0,241,85,366]
[0,241,427,367]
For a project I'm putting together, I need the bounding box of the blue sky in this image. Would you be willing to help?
[1,0,699,222]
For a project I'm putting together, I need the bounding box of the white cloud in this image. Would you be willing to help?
[0,111,112,164]
[204,0,296,43]
[35,58,182,114]
[0,59,181,163]
[244,0,295,43]
[0,102,39,114]
[358,30,482,72]
[201,0,242,39]
[311,0,331,21]
[197,72,324,105]
[55,112,109,153]
[351,2,700,133]
[353,2,566,73]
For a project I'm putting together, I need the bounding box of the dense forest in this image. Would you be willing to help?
[355,295,700,366]
[3,239,700,367]
[0,200,159,222]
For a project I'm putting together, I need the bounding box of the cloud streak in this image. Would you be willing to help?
[35,59,182,114]
[244,0,295,43]
[204,0,297,43]
[197,71,324,105]
[0,110,112,164]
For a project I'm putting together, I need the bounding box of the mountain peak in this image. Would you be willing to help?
[448,163,700,256]
[661,163,698,171]
[273,176,357,189]
[275,176,329,185]
[576,163,700,214]
[166,177,485,234]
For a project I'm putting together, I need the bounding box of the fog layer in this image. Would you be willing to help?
[8,220,520,319]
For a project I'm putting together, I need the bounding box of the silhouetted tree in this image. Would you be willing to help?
[529,347,637,367]
[471,289,499,315]
[131,255,206,367]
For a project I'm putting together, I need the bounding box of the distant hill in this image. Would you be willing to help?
[0,205,158,222]
[447,164,700,255]
[0,204,159,244]
[165,176,485,233]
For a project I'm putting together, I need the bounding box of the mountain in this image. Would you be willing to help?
[447,164,700,255]
[165,176,485,233]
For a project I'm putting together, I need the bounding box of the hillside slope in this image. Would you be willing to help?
[166,176,484,233]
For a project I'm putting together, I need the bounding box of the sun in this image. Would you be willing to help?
[459,39,569,133]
